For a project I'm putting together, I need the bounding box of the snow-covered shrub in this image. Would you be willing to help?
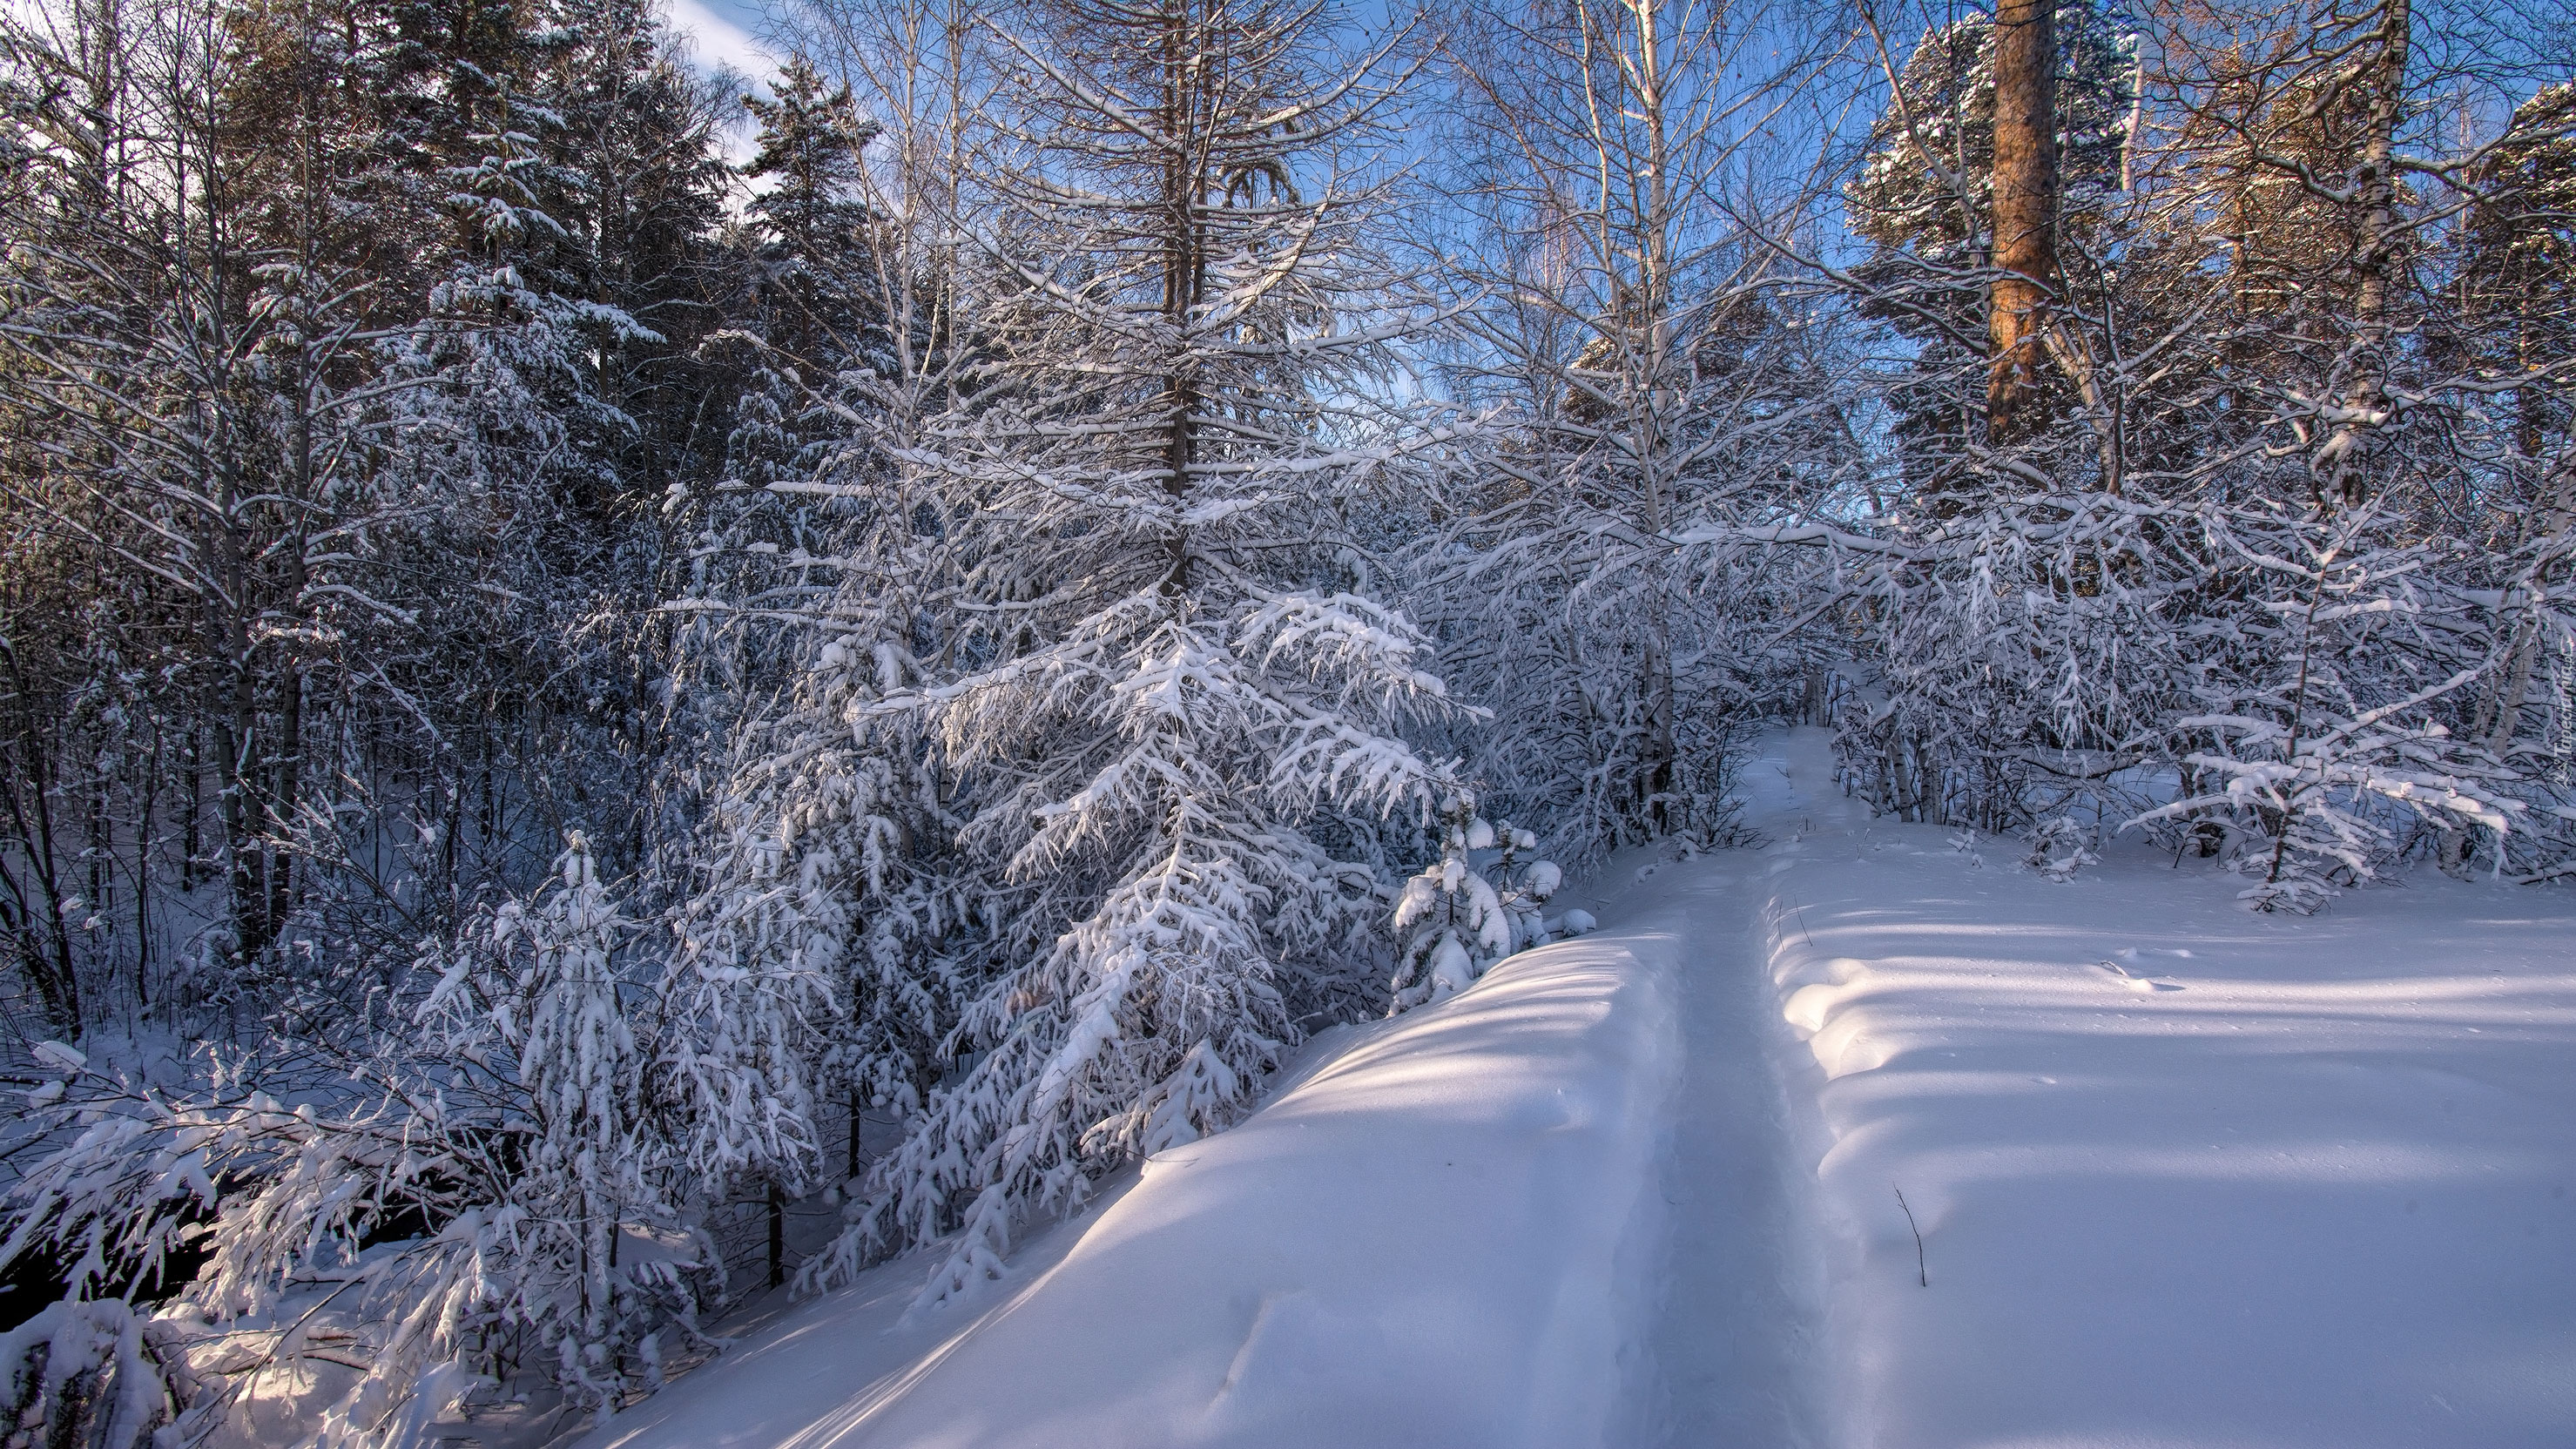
[1814,476,2569,912]
[1822,488,2185,838]
[2143,711,2518,912]
[2024,815,2100,881]
[0,1273,200,1448]
[1391,802,1515,1012]
[1496,826,1567,953]
[2128,506,2525,912]
[1389,807,1568,1011]
[0,838,710,1442]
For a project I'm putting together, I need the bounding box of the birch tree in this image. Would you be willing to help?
[1418,0,1853,862]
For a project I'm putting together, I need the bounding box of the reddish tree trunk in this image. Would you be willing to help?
[1987,0,2060,440]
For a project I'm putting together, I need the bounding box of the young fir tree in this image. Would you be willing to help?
[801,0,1477,1304]
[1387,798,1564,1010]
[415,833,703,1415]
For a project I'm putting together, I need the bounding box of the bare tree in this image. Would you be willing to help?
[1421,0,1851,858]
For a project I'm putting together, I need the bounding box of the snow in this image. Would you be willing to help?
[583,726,2576,1448]
[590,903,1689,1448]
[1751,727,2576,1447]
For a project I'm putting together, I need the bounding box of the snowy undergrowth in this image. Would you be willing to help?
[583,886,1684,1449]
[1754,728,2576,1447]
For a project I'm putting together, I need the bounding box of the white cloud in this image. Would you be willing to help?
[664,0,780,85]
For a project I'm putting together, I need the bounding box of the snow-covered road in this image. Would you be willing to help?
[580,728,2576,1448]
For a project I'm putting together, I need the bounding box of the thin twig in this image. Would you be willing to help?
[1790,899,1815,951]
[1894,1185,1927,1287]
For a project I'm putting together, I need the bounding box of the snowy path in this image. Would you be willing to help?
[1602,735,1853,1447]
[581,728,2576,1449]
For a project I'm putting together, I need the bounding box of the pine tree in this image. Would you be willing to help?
[1846,0,2135,498]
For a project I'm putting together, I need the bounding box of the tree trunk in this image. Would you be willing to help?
[268,662,300,939]
[181,729,201,893]
[766,1179,787,1288]
[848,1085,864,1182]
[1158,1,1204,594]
[1986,0,2059,441]
[2325,0,2411,505]
[214,502,271,962]
[0,662,83,1035]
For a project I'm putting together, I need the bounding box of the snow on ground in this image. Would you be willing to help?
[588,885,1693,1449]
[581,727,2576,1449]
[1750,727,2576,1447]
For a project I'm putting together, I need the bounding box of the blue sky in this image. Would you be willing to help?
[664,0,1414,93]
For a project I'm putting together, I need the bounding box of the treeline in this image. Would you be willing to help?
[0,0,734,1034]
[1831,0,2576,905]
[0,0,2568,1439]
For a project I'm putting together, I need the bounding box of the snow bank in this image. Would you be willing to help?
[590,925,1682,1449]
[590,725,2576,1449]
[1754,728,2576,1447]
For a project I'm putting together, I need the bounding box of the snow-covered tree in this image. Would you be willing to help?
[1386,799,1562,1011]
[0,0,731,1044]
[0,836,710,1441]
[1389,799,1513,1012]
[417,832,703,1411]
[2128,505,2524,909]
[799,0,1477,1304]
[659,3,1006,1272]
[1416,0,1850,865]
[1844,0,2137,497]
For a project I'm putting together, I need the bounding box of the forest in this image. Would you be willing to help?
[0,0,2570,1440]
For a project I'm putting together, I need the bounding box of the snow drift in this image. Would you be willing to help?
[590,923,1683,1449]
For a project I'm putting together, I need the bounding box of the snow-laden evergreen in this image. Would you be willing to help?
[1388,802,1513,1012]
[417,835,703,1416]
[792,1,1487,1303]
[1386,802,1565,1011]
[0,838,708,1444]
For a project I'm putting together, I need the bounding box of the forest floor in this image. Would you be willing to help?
[563,729,2576,1449]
